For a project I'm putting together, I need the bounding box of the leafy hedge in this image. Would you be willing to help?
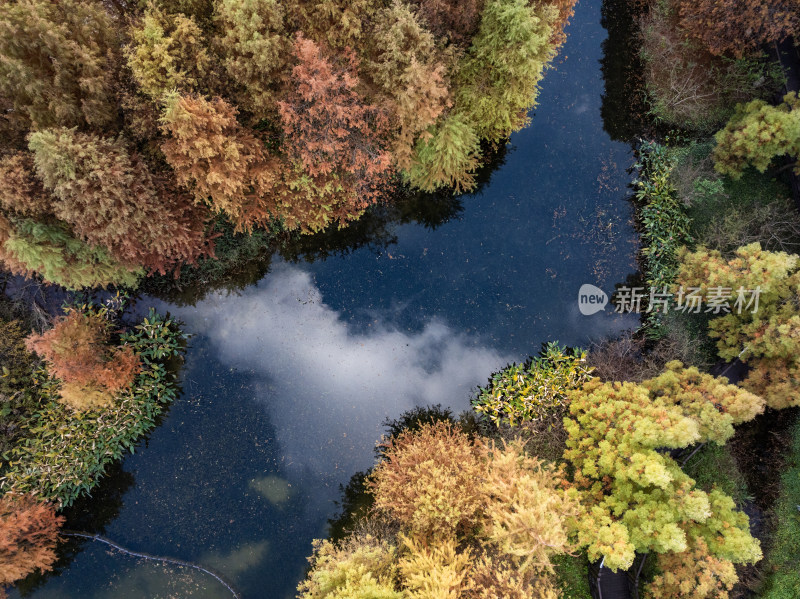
[0,309,185,507]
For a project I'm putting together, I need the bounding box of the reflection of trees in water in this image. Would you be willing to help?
[146,143,509,306]
[16,462,136,596]
[600,0,650,144]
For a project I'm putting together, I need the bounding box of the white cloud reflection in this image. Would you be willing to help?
[172,263,510,482]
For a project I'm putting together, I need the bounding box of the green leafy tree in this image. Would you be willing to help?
[214,0,291,117]
[298,536,402,599]
[456,0,557,142]
[0,0,117,128]
[0,216,142,289]
[402,113,480,193]
[366,0,452,171]
[713,93,800,179]
[473,342,593,426]
[127,4,211,100]
[28,127,210,274]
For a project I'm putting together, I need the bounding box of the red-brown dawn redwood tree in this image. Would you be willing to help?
[277,34,393,218]
[28,127,211,275]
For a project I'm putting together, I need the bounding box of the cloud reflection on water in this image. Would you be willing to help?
[171,262,511,483]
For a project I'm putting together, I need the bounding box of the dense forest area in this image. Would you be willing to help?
[1,0,800,597]
[0,0,575,289]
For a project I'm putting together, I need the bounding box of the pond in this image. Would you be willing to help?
[13,0,641,597]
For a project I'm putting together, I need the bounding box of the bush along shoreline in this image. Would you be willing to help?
[0,298,185,594]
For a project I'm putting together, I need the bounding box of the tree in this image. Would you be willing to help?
[28,127,210,274]
[214,0,291,118]
[0,494,63,592]
[0,153,52,218]
[0,216,143,289]
[286,0,383,50]
[369,421,486,540]
[407,0,484,45]
[472,342,593,426]
[298,535,402,599]
[127,4,211,100]
[160,92,278,231]
[564,374,762,572]
[456,0,557,142]
[0,0,117,128]
[647,538,737,599]
[278,35,393,210]
[366,0,451,171]
[546,0,579,48]
[402,113,480,193]
[713,93,800,179]
[675,0,800,58]
[308,422,579,598]
[675,243,800,409]
[26,308,141,410]
[643,361,765,444]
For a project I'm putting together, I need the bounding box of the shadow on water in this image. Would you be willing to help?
[16,462,136,597]
[143,144,509,307]
[600,0,651,145]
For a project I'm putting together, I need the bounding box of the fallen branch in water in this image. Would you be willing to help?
[61,530,240,599]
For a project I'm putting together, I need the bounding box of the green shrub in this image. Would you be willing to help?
[0,309,185,507]
[472,342,592,426]
[713,92,800,179]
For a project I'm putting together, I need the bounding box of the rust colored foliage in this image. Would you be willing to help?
[160,93,279,232]
[26,310,140,409]
[0,494,63,591]
[675,0,800,58]
[28,128,211,275]
[647,538,737,599]
[0,153,51,219]
[409,0,484,44]
[545,0,578,47]
[278,35,393,209]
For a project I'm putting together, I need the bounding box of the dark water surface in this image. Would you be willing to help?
[16,1,640,597]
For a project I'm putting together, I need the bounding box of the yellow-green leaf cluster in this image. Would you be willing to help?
[564,374,762,572]
[676,243,800,409]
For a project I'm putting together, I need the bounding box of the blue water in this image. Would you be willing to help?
[15,1,640,597]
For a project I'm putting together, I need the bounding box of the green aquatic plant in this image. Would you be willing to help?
[472,342,593,426]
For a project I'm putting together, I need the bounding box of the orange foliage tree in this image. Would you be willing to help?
[277,34,393,210]
[675,0,800,58]
[0,494,63,594]
[160,92,279,232]
[26,309,141,410]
